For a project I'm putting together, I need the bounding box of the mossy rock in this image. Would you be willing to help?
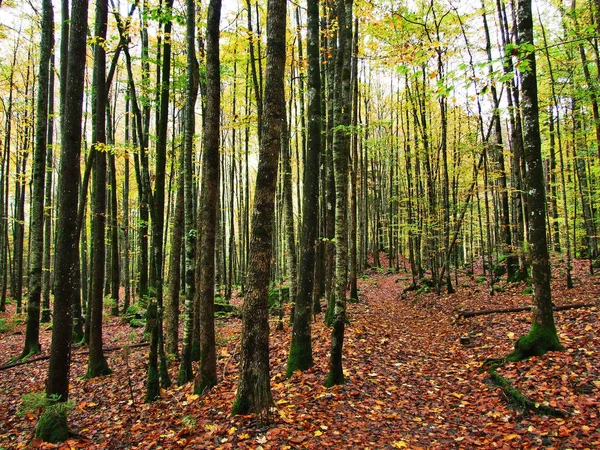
[35,405,69,443]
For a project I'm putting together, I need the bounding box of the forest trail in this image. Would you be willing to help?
[1,264,599,448]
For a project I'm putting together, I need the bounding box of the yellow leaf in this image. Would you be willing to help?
[412,417,422,422]
[228,426,237,435]
[204,424,217,432]
[507,332,515,340]
[452,392,464,399]
[593,380,600,387]
[314,430,323,437]
[239,433,250,440]
[585,325,592,331]
[393,440,408,448]
[504,434,519,441]
[187,394,199,402]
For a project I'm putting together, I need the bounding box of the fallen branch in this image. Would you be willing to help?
[0,342,149,371]
[458,302,596,319]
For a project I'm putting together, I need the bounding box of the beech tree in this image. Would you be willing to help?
[86,0,111,379]
[42,0,89,439]
[509,0,562,360]
[232,0,286,419]
[286,0,321,376]
[325,0,353,388]
[195,0,221,394]
[20,0,53,359]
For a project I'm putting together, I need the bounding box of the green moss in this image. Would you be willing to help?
[177,362,193,386]
[83,357,112,379]
[521,286,533,295]
[35,403,70,443]
[508,322,563,362]
[324,370,344,388]
[285,340,313,378]
[231,393,251,415]
[145,363,160,403]
[489,366,566,417]
[324,293,335,326]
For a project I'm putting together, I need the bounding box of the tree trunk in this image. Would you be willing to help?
[232,0,286,419]
[178,0,199,386]
[21,0,53,359]
[41,55,55,324]
[194,0,221,394]
[510,0,562,361]
[85,0,111,379]
[325,0,352,388]
[286,0,321,376]
[44,0,88,427]
[166,146,184,357]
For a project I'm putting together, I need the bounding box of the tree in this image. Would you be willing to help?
[146,0,175,401]
[325,0,353,388]
[509,0,562,361]
[20,0,54,359]
[195,0,221,394]
[42,0,89,439]
[178,0,199,386]
[86,0,111,379]
[286,0,321,377]
[231,0,287,419]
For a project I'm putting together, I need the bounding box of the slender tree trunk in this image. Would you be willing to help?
[44,0,88,423]
[349,19,359,301]
[41,55,55,324]
[178,0,199,386]
[325,0,352,388]
[109,152,120,316]
[286,0,321,375]
[194,0,221,394]
[232,0,286,419]
[86,0,111,379]
[166,145,184,357]
[21,0,53,358]
[510,0,562,360]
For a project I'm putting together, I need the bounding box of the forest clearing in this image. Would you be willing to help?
[1,257,599,449]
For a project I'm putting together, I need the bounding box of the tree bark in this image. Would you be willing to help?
[286,0,321,376]
[510,0,562,361]
[325,0,352,388]
[194,0,221,394]
[178,0,199,386]
[86,0,111,379]
[45,0,88,410]
[232,0,286,419]
[21,0,54,359]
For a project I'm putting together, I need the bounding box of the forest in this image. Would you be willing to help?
[0,0,599,446]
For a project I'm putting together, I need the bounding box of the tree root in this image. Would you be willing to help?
[485,361,567,418]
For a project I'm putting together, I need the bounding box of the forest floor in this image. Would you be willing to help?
[0,257,599,449]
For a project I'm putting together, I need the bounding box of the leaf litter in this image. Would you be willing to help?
[0,257,598,448]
